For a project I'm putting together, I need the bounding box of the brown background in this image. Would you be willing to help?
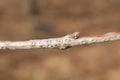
[0,0,120,80]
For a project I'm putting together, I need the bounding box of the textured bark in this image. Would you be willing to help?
[0,32,120,50]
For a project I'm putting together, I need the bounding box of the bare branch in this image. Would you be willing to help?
[0,32,120,50]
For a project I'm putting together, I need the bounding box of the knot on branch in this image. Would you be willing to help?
[67,32,80,39]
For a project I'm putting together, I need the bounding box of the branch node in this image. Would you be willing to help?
[67,32,80,39]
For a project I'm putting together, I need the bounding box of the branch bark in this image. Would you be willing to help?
[0,32,120,50]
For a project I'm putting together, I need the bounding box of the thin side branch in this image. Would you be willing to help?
[0,32,120,50]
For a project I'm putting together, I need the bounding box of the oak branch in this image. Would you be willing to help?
[0,32,120,50]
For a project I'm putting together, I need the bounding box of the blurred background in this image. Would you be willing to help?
[0,0,120,80]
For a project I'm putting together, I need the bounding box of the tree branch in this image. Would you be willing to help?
[0,32,120,50]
